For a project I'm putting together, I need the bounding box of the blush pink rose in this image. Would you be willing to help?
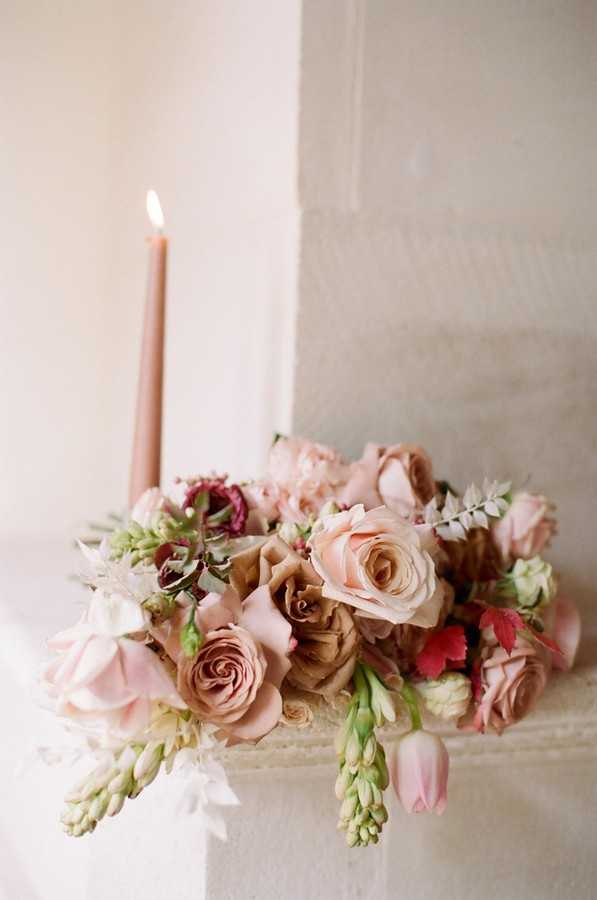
[492,492,556,563]
[544,595,581,671]
[242,480,280,531]
[390,730,449,814]
[264,436,349,523]
[309,504,443,627]
[154,586,292,742]
[474,636,550,734]
[43,591,184,739]
[341,443,436,519]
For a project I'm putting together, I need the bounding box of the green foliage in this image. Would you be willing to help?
[110,512,198,566]
[180,610,204,658]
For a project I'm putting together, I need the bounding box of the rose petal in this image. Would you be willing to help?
[240,586,292,688]
[87,589,148,636]
[551,596,581,671]
[226,681,283,741]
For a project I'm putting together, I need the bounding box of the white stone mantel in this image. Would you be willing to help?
[224,664,597,777]
[3,539,596,900]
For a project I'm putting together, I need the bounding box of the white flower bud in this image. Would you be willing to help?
[88,789,109,822]
[334,765,353,800]
[106,792,125,817]
[357,777,373,809]
[318,500,340,518]
[107,769,132,795]
[510,556,557,609]
[133,741,161,781]
[362,734,377,766]
[415,672,472,720]
[346,829,359,847]
[345,731,362,767]
[278,521,300,545]
[340,792,359,821]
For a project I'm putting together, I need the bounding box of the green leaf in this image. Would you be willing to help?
[198,567,228,595]
[191,491,210,515]
[181,615,204,658]
[206,504,232,527]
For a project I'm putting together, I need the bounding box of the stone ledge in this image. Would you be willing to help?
[224,665,597,776]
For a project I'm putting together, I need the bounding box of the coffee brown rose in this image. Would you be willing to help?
[177,625,269,726]
[230,536,359,697]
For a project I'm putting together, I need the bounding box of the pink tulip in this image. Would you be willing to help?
[390,730,449,814]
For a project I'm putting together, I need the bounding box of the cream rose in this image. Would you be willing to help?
[308,505,443,627]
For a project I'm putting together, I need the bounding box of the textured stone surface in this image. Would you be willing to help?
[294,0,597,634]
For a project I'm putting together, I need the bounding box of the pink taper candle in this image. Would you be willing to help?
[129,190,168,509]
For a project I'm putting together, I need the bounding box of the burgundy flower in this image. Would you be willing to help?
[154,540,194,591]
[184,478,248,536]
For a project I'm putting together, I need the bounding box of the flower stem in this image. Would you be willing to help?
[401,681,422,731]
[353,662,371,709]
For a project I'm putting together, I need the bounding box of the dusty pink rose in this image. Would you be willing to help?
[492,492,556,563]
[390,730,449,814]
[242,480,280,532]
[341,443,436,518]
[43,591,184,739]
[475,636,550,734]
[309,504,443,627]
[545,595,581,671]
[265,436,349,523]
[156,586,292,742]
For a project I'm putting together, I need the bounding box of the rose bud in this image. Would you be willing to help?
[415,672,472,721]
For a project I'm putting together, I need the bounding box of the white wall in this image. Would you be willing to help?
[294,0,597,634]
[0,0,300,541]
[0,1,119,540]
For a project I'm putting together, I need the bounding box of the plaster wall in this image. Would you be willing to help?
[294,0,597,633]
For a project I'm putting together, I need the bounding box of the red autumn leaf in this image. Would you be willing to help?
[530,629,563,657]
[416,626,467,679]
[479,607,524,654]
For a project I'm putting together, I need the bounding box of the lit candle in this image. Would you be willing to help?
[129,189,168,509]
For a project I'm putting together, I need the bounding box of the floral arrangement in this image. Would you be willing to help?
[44,437,581,846]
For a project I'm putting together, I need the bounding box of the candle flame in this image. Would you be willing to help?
[146,189,165,231]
